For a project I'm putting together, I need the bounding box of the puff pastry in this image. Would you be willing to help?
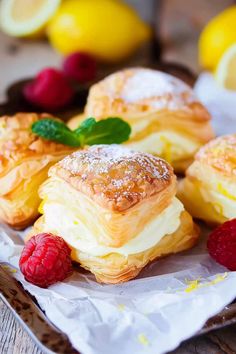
[68,68,214,172]
[0,113,73,229]
[178,134,236,224]
[29,145,199,283]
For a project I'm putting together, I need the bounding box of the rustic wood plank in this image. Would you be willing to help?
[0,300,42,354]
[171,325,236,354]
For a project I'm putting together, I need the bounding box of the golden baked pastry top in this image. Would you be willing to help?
[0,113,71,172]
[85,67,211,122]
[194,134,236,178]
[49,144,175,212]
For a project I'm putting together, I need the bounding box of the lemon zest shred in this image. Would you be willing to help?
[117,304,125,311]
[138,333,149,346]
[184,273,228,293]
[208,272,228,285]
[217,183,236,201]
[184,278,201,293]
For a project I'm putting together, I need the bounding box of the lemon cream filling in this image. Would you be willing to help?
[200,185,236,219]
[126,131,200,163]
[43,197,184,257]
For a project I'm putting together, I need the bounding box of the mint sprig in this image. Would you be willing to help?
[31,117,131,147]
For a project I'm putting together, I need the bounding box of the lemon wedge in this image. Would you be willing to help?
[215,43,236,90]
[0,0,61,37]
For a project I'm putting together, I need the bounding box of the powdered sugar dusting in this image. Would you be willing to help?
[59,145,172,210]
[197,134,236,160]
[196,134,236,177]
[120,68,196,110]
[61,145,169,179]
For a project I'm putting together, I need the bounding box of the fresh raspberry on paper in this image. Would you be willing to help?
[207,219,236,270]
[23,68,74,111]
[19,233,73,288]
[63,52,97,83]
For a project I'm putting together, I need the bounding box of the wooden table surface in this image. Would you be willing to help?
[1,0,236,353]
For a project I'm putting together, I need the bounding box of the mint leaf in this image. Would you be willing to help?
[74,117,97,146]
[32,118,81,147]
[81,117,131,145]
[31,117,131,147]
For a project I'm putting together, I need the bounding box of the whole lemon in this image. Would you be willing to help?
[199,6,236,71]
[47,0,151,62]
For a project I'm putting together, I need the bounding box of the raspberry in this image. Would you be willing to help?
[207,219,236,270]
[23,68,74,111]
[63,52,97,83]
[19,233,73,288]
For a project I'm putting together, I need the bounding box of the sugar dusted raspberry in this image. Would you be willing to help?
[19,233,73,288]
[23,68,74,111]
[207,219,236,270]
[63,52,97,83]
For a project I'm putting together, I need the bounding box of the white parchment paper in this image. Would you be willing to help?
[1,72,236,354]
[1,224,236,354]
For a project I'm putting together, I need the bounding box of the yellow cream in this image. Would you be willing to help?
[126,131,200,163]
[194,169,236,219]
[200,186,236,219]
[43,197,184,257]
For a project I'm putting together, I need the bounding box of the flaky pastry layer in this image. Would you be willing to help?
[49,145,175,213]
[178,134,236,224]
[41,197,184,256]
[0,113,73,228]
[68,68,214,172]
[29,144,198,283]
[29,210,199,284]
[38,167,176,247]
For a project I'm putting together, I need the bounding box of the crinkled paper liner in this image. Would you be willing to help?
[1,223,236,354]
